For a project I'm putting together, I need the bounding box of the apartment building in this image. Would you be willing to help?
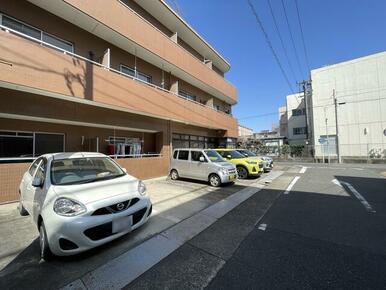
[0,0,238,203]
[311,51,386,162]
[285,92,308,145]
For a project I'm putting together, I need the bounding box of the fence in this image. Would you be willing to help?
[242,143,386,164]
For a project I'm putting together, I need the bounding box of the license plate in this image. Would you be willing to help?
[229,174,236,181]
[112,215,132,233]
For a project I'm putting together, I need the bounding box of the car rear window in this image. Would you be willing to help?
[178,150,189,160]
[173,150,178,159]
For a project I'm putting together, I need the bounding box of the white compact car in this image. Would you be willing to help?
[18,152,152,259]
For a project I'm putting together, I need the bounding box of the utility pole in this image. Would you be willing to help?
[333,90,345,163]
[298,80,311,141]
[324,106,329,164]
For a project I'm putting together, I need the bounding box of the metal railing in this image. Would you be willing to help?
[0,24,233,117]
[241,143,386,164]
[117,0,233,85]
[109,153,162,159]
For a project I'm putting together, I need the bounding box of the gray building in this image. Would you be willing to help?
[311,51,386,161]
[286,92,308,145]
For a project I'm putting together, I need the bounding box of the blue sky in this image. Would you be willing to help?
[166,0,386,132]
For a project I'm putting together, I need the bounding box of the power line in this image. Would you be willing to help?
[238,112,279,120]
[267,0,299,83]
[237,96,386,120]
[247,0,295,93]
[280,0,305,79]
[294,0,311,74]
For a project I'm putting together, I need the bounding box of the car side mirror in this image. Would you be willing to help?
[226,155,232,159]
[32,177,43,187]
[199,156,205,162]
[122,168,127,173]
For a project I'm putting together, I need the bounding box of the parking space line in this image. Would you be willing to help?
[284,176,300,195]
[258,223,267,231]
[61,171,284,290]
[299,166,307,174]
[341,181,376,213]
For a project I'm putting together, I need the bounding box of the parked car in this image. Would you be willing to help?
[215,149,263,179]
[18,152,152,259]
[170,148,237,187]
[236,149,273,172]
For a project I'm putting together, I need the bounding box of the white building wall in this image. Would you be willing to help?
[286,92,307,145]
[311,51,386,159]
[238,125,253,137]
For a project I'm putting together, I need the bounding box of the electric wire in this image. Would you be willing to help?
[294,0,311,74]
[280,0,305,79]
[238,95,386,120]
[267,0,299,83]
[247,0,295,93]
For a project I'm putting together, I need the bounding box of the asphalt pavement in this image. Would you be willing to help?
[127,163,386,290]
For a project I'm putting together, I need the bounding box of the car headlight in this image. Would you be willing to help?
[138,180,147,196]
[220,168,228,175]
[246,161,257,165]
[53,198,86,217]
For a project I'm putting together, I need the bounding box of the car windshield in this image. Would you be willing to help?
[51,157,125,185]
[204,150,225,162]
[238,150,257,157]
[220,150,246,159]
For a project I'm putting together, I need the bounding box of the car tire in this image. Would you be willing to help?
[236,166,248,179]
[18,201,29,216]
[209,174,221,187]
[170,169,179,180]
[39,221,52,261]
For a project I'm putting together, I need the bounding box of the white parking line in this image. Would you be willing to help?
[61,171,285,290]
[299,166,307,174]
[340,181,376,213]
[258,223,267,231]
[284,176,300,195]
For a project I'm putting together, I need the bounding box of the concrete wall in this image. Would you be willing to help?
[278,106,288,138]
[311,51,386,158]
[286,92,307,144]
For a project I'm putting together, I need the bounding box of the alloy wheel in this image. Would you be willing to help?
[237,167,248,179]
[209,174,220,187]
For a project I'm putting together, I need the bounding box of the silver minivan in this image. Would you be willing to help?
[170,148,237,187]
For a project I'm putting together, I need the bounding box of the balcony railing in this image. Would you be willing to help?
[0,24,232,117]
[117,0,231,79]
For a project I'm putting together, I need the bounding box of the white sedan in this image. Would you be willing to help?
[18,152,152,260]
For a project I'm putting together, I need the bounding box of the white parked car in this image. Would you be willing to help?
[18,152,152,260]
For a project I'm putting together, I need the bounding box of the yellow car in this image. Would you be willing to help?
[215,149,263,179]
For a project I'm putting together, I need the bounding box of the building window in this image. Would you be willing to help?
[292,108,306,116]
[0,131,64,159]
[42,32,73,53]
[35,133,65,156]
[120,64,152,84]
[179,90,197,102]
[293,127,307,135]
[1,14,74,53]
[172,133,216,149]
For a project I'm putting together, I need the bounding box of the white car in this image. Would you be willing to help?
[18,152,152,260]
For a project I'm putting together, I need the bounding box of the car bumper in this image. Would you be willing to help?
[219,172,238,183]
[247,165,262,176]
[44,197,152,256]
[263,162,272,172]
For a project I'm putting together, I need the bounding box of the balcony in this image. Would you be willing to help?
[0,29,238,136]
[27,0,237,105]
